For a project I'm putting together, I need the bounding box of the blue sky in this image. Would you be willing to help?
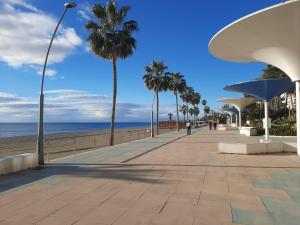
[0,0,281,122]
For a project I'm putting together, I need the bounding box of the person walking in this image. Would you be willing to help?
[209,121,212,130]
[186,121,192,135]
[213,121,217,130]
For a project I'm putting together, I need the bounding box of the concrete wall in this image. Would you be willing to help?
[0,153,38,176]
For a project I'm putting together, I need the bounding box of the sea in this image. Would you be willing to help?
[0,122,151,138]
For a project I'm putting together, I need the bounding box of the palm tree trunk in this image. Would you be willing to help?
[110,56,117,146]
[186,104,189,122]
[175,92,179,132]
[156,90,159,135]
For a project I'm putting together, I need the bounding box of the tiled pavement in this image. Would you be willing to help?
[1,128,300,225]
[50,128,198,164]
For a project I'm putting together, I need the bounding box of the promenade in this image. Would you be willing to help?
[1,127,300,225]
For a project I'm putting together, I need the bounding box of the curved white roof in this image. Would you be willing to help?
[219,107,233,116]
[217,98,256,111]
[209,0,300,81]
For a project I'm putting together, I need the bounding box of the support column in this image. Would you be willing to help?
[235,114,237,127]
[264,101,269,141]
[238,109,242,128]
[296,81,300,156]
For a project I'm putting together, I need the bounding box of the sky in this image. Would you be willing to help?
[0,0,282,122]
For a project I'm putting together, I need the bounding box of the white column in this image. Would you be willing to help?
[235,114,237,126]
[264,101,269,141]
[238,109,242,128]
[296,81,300,156]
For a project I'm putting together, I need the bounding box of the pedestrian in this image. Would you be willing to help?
[213,121,217,130]
[209,121,212,130]
[186,121,192,135]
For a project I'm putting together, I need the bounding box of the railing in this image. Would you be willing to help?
[0,127,176,161]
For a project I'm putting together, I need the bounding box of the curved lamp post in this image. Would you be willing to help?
[209,0,300,154]
[217,98,256,128]
[36,2,77,165]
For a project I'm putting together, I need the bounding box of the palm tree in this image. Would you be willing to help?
[143,61,168,135]
[168,72,186,131]
[180,86,194,121]
[201,99,207,117]
[189,108,194,123]
[204,105,210,115]
[180,105,187,123]
[193,106,200,121]
[86,1,138,146]
[192,92,201,107]
[191,92,201,119]
[168,113,173,121]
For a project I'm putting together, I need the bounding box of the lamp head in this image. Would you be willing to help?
[64,2,77,9]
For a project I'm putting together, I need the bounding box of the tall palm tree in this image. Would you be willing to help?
[192,92,201,107]
[180,86,194,121]
[193,106,200,121]
[86,1,138,146]
[143,61,168,135]
[180,104,187,123]
[189,108,194,122]
[191,92,201,119]
[168,72,186,131]
[204,105,210,115]
[201,99,207,118]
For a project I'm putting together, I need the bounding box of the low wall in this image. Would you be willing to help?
[218,142,296,155]
[0,153,38,175]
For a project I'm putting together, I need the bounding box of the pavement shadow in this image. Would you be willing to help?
[0,164,168,193]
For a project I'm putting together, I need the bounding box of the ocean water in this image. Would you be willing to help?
[0,122,151,138]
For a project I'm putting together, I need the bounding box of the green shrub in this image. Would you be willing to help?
[269,121,296,136]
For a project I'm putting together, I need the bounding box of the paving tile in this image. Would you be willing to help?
[131,192,168,213]
[262,196,300,216]
[232,208,273,225]
[73,203,127,225]
[196,200,232,223]
[36,204,94,225]
[112,209,155,225]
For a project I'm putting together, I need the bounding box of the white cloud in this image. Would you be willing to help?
[0,0,82,69]
[0,90,176,122]
[77,2,92,21]
[37,68,57,77]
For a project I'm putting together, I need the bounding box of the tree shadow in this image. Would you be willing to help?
[0,164,169,193]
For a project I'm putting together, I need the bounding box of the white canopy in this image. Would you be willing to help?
[217,98,256,111]
[210,0,300,153]
[217,98,256,127]
[209,0,300,82]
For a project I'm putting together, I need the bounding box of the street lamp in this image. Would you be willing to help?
[36,2,77,165]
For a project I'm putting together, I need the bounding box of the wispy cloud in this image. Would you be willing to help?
[0,90,176,122]
[37,68,57,77]
[0,0,82,70]
[77,2,92,21]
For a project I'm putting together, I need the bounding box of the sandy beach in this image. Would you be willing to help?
[0,127,176,161]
